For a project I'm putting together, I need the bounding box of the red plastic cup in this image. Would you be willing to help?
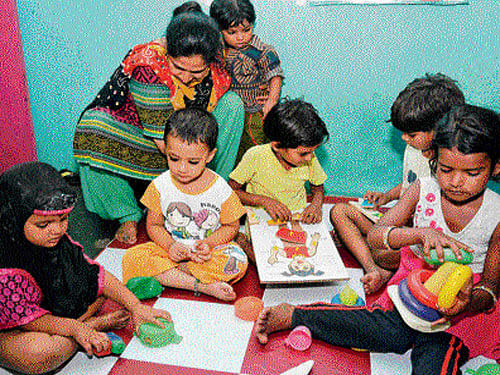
[285,325,312,351]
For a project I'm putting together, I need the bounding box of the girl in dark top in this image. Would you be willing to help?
[0,162,171,374]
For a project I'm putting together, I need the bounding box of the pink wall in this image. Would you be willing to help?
[0,0,37,173]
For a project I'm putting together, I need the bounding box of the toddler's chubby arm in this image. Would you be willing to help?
[260,76,283,118]
[364,182,402,208]
[146,209,191,262]
[301,183,324,224]
[19,314,109,356]
[101,271,171,335]
[228,179,292,222]
[192,220,240,263]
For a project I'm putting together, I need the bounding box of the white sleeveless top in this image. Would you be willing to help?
[412,177,500,273]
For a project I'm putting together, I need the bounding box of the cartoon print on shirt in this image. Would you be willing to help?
[166,202,195,240]
[193,209,219,239]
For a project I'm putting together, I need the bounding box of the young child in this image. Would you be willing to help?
[122,108,248,302]
[330,73,465,294]
[229,98,329,262]
[210,0,284,163]
[255,104,500,374]
[0,162,170,375]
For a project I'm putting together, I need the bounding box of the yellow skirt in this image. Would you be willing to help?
[122,241,248,285]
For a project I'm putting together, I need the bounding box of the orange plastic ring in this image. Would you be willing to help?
[407,269,437,308]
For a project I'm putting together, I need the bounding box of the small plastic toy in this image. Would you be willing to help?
[138,318,182,347]
[392,263,472,329]
[465,363,500,375]
[126,276,163,300]
[234,296,264,321]
[437,264,472,309]
[398,278,442,322]
[106,332,126,355]
[285,325,312,351]
[331,284,365,306]
[93,341,111,357]
[424,247,473,266]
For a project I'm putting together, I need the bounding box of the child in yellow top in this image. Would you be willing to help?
[229,98,329,224]
[122,108,248,301]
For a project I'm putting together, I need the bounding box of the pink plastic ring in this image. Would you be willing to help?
[407,269,437,308]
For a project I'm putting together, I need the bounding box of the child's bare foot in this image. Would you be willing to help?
[361,266,393,295]
[199,282,237,301]
[255,303,294,345]
[86,310,130,331]
[115,221,138,244]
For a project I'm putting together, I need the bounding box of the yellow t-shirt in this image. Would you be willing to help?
[229,144,327,211]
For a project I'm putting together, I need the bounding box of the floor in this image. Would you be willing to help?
[2,198,494,375]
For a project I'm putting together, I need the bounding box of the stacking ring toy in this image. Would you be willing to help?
[407,269,437,308]
[437,264,472,309]
[424,248,473,266]
[398,278,441,322]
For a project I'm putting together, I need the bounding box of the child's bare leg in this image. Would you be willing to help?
[115,220,138,244]
[372,248,401,270]
[0,330,77,375]
[255,303,295,345]
[155,267,236,301]
[330,204,392,294]
[235,232,255,264]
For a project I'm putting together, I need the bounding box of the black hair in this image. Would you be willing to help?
[210,0,256,31]
[163,108,218,150]
[390,73,465,133]
[172,1,203,17]
[430,104,500,180]
[166,12,222,65]
[263,98,329,149]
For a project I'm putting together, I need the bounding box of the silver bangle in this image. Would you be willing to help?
[472,285,497,307]
[382,226,397,251]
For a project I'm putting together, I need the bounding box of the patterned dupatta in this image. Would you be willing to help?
[122,40,231,112]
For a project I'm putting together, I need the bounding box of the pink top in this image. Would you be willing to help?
[0,269,50,330]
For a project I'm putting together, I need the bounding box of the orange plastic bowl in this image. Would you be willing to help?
[234,296,264,321]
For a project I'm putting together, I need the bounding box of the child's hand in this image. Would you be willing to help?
[418,228,473,262]
[262,197,292,222]
[130,303,172,335]
[363,191,391,208]
[73,323,110,357]
[190,241,212,263]
[301,203,322,224]
[432,278,472,326]
[169,241,191,262]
